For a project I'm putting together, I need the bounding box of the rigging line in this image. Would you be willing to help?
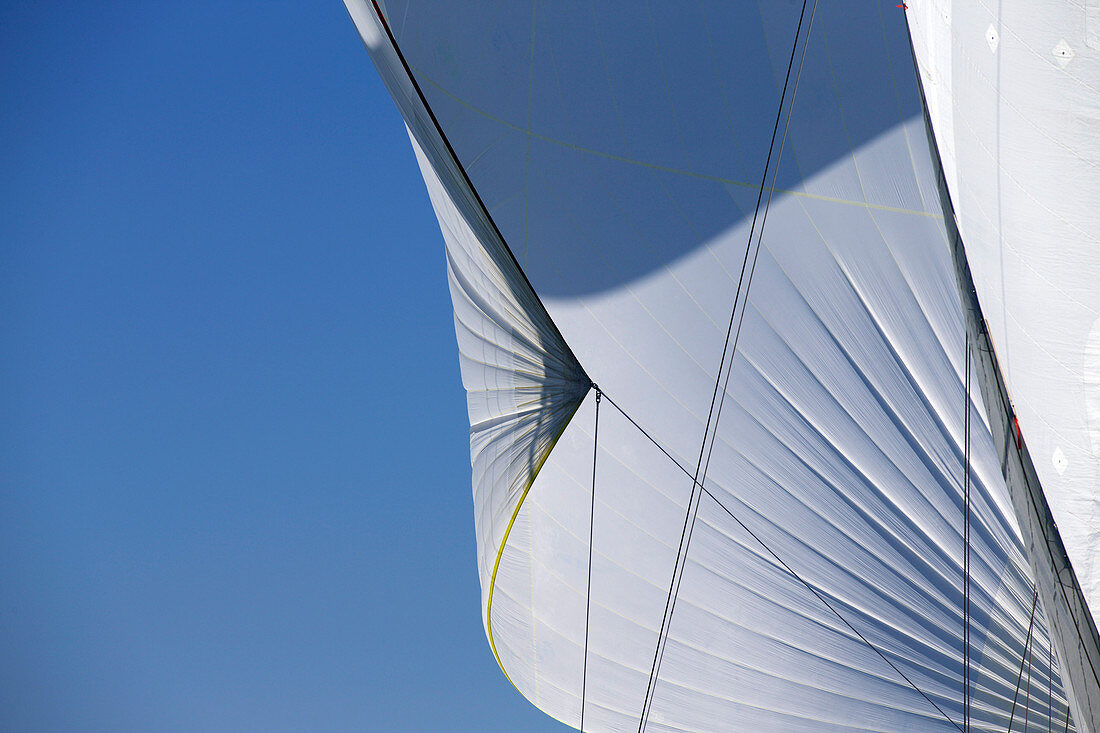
[965,333,972,732]
[580,387,601,732]
[1065,679,1071,733]
[1009,589,1040,733]
[636,3,817,730]
[1026,630,1033,733]
[629,1,818,726]
[598,390,964,732]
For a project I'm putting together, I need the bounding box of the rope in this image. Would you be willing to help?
[636,3,818,729]
[1009,589,1040,732]
[599,390,964,732]
[580,387,601,731]
[964,333,972,731]
[1026,629,1033,732]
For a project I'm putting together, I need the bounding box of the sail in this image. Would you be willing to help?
[909,4,1100,728]
[347,0,1091,730]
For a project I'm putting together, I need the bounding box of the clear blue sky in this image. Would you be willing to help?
[1,3,569,731]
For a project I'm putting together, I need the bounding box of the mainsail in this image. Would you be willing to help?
[909,4,1100,729]
[346,1,1098,730]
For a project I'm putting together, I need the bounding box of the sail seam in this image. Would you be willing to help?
[406,71,943,221]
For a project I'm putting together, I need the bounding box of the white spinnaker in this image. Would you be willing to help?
[348,0,1081,730]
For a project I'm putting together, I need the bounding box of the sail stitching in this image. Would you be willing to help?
[408,71,942,220]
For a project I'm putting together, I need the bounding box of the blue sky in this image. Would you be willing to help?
[1,3,568,731]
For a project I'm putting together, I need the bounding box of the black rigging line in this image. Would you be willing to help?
[635,2,817,730]
[964,333,972,732]
[1026,630,1034,733]
[1065,679,1071,733]
[599,391,964,732]
[1009,589,1040,733]
[581,387,601,732]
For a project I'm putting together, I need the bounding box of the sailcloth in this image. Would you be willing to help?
[347,1,1098,731]
[909,4,1100,729]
